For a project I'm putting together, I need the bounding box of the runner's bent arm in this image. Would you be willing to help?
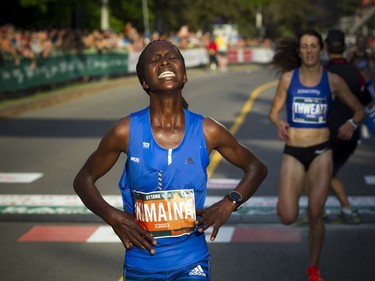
[329,73,367,140]
[195,117,267,240]
[268,71,292,140]
[73,117,157,254]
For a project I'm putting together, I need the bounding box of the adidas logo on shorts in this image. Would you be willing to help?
[189,265,206,277]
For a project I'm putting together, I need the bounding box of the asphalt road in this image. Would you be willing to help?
[1,65,374,281]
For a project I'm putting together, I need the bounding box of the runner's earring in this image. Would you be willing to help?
[142,80,149,91]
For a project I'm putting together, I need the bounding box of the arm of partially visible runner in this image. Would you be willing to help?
[358,70,374,106]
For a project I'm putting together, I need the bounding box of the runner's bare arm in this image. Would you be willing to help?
[73,117,157,254]
[268,71,292,140]
[195,117,267,241]
[329,73,367,140]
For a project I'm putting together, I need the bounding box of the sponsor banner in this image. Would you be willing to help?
[1,53,129,93]
[228,49,253,63]
[251,48,274,63]
[127,51,141,73]
[1,47,274,93]
[128,48,209,74]
[227,48,274,64]
[182,48,209,68]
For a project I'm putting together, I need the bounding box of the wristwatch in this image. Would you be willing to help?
[347,118,358,130]
[225,191,243,212]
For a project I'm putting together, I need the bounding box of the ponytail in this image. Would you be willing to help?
[272,39,301,74]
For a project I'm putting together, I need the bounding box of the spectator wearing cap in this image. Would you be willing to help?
[324,29,373,224]
[347,34,375,86]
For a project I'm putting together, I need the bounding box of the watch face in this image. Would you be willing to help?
[229,191,242,203]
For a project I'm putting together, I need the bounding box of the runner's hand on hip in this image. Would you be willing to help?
[195,199,235,241]
[107,208,157,255]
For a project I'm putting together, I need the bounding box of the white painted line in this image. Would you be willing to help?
[1,195,375,215]
[0,173,43,183]
[207,178,239,189]
[209,177,375,188]
[1,195,375,208]
[205,226,234,243]
[0,194,122,207]
[86,226,234,243]
[87,226,121,243]
[364,175,375,185]
[205,196,375,208]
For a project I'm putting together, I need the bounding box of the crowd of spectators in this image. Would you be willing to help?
[0,22,273,69]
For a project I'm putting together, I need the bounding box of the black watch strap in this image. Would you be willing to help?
[225,191,243,212]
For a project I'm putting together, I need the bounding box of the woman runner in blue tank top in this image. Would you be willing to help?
[268,30,365,281]
[73,40,267,281]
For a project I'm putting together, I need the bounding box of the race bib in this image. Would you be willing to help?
[292,97,328,124]
[134,189,196,238]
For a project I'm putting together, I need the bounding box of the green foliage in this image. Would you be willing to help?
[337,0,361,16]
[109,0,152,33]
[19,0,56,13]
[0,0,365,39]
[265,0,320,38]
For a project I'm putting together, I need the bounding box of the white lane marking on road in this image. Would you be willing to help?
[0,173,43,183]
[365,175,375,185]
[1,195,375,208]
[209,176,375,188]
[1,195,375,215]
[204,226,235,243]
[207,178,240,189]
[0,194,122,206]
[205,195,375,208]
[87,226,121,243]
[86,225,234,243]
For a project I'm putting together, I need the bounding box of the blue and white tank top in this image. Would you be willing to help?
[118,107,210,271]
[287,68,332,128]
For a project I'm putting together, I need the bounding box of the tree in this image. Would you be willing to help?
[0,0,364,39]
[264,0,322,38]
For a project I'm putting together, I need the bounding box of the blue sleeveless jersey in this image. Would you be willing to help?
[287,68,332,128]
[118,107,210,271]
